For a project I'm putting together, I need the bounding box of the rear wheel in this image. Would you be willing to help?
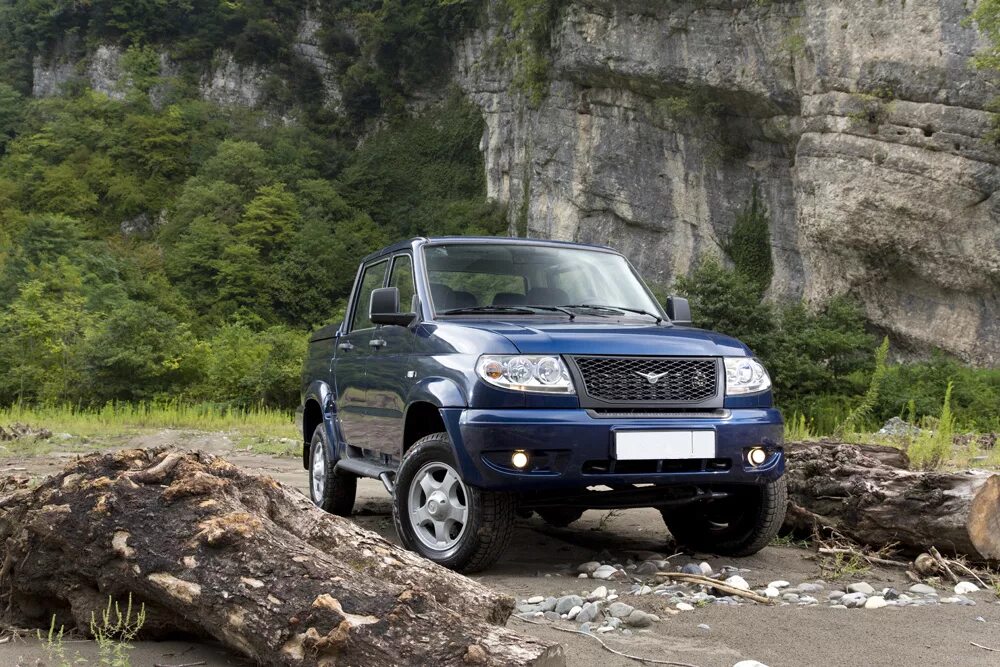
[392,432,515,572]
[308,424,357,516]
[537,508,585,528]
[661,477,787,556]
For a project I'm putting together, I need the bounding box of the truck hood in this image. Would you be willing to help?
[456,319,753,357]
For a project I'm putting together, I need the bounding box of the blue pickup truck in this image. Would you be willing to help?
[299,237,785,571]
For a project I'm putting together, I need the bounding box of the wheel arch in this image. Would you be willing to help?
[302,380,336,469]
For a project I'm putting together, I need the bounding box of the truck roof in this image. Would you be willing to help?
[361,236,617,263]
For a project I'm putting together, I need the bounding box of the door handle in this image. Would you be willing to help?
[369,339,387,349]
[338,342,354,351]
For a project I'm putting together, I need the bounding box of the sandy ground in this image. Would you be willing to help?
[4,431,1000,667]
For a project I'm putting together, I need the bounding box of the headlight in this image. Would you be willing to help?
[724,357,771,395]
[476,355,576,394]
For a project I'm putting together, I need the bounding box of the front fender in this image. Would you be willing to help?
[405,376,468,409]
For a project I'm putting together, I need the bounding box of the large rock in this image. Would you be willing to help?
[456,0,1000,365]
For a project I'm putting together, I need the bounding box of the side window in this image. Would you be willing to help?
[349,260,388,332]
[389,255,416,313]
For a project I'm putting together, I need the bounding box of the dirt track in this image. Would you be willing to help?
[4,432,999,666]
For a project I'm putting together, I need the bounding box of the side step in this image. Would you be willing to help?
[335,457,396,494]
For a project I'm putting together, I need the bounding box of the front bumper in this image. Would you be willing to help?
[441,407,784,492]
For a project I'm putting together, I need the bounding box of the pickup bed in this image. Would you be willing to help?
[299,237,785,571]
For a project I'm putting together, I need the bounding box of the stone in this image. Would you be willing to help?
[699,562,713,576]
[733,661,770,667]
[578,573,589,579]
[587,586,608,601]
[782,593,799,602]
[567,605,583,620]
[681,563,703,575]
[543,611,562,622]
[675,602,695,611]
[635,561,659,576]
[539,597,558,612]
[578,561,601,574]
[768,580,790,589]
[625,609,654,627]
[883,588,900,601]
[516,603,539,613]
[840,592,868,608]
[556,595,584,614]
[698,623,710,631]
[955,582,979,595]
[608,602,635,619]
[724,575,750,591]
[828,591,845,600]
[592,565,618,580]
[908,584,937,596]
[764,587,780,599]
[847,582,876,595]
[797,583,824,593]
[526,595,544,604]
[606,617,622,630]
[798,596,818,605]
[576,602,601,623]
[864,596,888,609]
[596,625,615,633]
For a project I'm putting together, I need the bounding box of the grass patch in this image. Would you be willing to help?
[0,401,295,439]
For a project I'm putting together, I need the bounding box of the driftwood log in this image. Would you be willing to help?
[783,441,1000,561]
[0,448,563,666]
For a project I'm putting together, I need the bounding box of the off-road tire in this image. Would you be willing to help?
[309,424,357,516]
[537,508,585,528]
[661,477,787,557]
[392,432,515,572]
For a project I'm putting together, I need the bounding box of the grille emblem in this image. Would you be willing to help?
[636,370,670,385]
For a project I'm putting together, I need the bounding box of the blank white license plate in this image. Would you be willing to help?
[614,431,716,460]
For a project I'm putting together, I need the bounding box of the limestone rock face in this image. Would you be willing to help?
[456,0,1000,364]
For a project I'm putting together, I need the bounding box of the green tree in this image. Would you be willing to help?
[79,301,203,402]
[0,260,93,403]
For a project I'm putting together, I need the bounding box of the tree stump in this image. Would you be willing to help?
[0,448,564,666]
[783,441,1000,561]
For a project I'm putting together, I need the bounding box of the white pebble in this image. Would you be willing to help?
[527,596,544,604]
[724,575,750,591]
[864,596,888,609]
[764,587,780,598]
[675,602,695,611]
[954,582,979,595]
[768,580,790,589]
[567,605,583,620]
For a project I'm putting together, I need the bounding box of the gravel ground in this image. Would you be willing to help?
[3,434,999,667]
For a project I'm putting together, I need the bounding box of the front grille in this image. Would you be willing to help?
[572,356,718,403]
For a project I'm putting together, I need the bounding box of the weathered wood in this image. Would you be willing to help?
[0,448,564,667]
[783,442,1000,561]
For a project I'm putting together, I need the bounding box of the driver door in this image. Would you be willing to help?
[333,258,388,451]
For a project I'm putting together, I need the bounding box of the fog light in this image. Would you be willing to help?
[511,450,529,469]
[747,447,767,466]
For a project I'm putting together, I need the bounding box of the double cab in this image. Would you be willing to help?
[299,237,786,571]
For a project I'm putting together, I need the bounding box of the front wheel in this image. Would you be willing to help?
[661,477,787,557]
[392,432,515,572]
[308,425,357,516]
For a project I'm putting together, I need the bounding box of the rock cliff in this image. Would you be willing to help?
[457,0,1000,365]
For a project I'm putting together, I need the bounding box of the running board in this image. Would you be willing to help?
[335,458,396,494]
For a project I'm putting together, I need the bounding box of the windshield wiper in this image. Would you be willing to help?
[440,305,575,318]
[562,304,663,324]
[441,306,537,315]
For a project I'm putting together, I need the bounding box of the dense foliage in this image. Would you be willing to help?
[0,1,505,407]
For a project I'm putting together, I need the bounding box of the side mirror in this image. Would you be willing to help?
[370,287,417,327]
[665,296,692,326]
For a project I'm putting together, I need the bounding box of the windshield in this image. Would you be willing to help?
[423,243,664,319]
